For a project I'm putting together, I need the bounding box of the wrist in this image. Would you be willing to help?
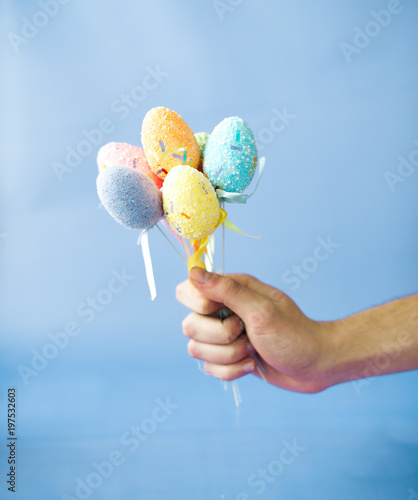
[311,319,346,390]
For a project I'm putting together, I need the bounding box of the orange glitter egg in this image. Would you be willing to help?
[141,107,200,181]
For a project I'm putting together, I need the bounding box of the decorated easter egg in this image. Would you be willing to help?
[204,117,258,193]
[141,107,200,180]
[97,165,163,230]
[96,142,163,189]
[162,165,220,239]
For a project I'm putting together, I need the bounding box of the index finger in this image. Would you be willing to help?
[176,279,224,315]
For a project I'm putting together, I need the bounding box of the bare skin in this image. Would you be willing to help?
[176,267,418,393]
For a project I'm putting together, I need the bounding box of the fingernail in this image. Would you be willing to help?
[247,342,256,354]
[190,267,212,284]
[243,360,255,373]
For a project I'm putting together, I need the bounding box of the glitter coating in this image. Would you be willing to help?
[194,132,210,158]
[97,165,163,230]
[162,165,220,239]
[141,107,200,180]
[204,117,258,193]
[96,142,163,189]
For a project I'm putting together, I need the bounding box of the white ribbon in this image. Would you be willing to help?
[137,229,157,301]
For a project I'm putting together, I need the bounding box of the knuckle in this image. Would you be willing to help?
[247,299,275,328]
[203,362,216,378]
[221,276,241,298]
[259,298,276,317]
[230,273,255,285]
[270,288,287,303]
[222,325,236,345]
[220,366,239,381]
[175,281,187,302]
[187,340,199,358]
[222,316,242,344]
[206,361,248,381]
[199,298,215,315]
[226,348,240,365]
[246,310,265,329]
[181,316,194,338]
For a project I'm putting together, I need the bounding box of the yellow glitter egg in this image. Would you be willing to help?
[162,165,220,239]
[141,106,200,180]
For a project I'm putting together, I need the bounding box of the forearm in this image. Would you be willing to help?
[321,294,418,387]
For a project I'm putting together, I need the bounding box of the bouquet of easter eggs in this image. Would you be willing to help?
[96,107,264,299]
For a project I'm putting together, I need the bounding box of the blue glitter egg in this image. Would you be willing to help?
[203,117,258,193]
[97,165,163,230]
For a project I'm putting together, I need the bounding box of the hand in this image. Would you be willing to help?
[176,267,336,393]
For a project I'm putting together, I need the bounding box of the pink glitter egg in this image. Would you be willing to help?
[97,142,163,189]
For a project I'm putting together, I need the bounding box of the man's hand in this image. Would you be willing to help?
[176,267,335,393]
[176,268,418,393]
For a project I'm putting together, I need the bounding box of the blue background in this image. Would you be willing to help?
[1,0,417,498]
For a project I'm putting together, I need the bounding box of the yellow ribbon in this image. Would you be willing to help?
[187,237,209,270]
[223,218,260,239]
[187,209,259,270]
[187,209,227,270]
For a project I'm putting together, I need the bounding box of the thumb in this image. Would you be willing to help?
[189,267,264,322]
